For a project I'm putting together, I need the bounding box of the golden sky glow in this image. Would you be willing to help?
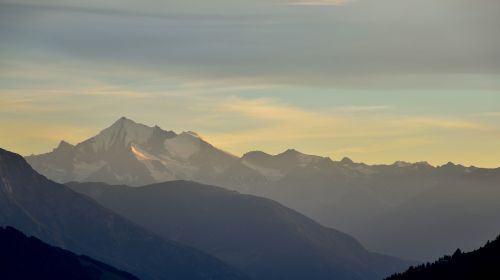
[1,0,499,167]
[1,85,499,167]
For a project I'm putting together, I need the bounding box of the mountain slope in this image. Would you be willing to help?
[386,235,500,280]
[358,168,500,260]
[216,152,500,261]
[0,148,246,280]
[68,180,411,280]
[0,226,138,280]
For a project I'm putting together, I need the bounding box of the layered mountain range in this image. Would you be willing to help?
[1,146,410,280]
[26,117,500,260]
[0,148,246,280]
[67,180,411,280]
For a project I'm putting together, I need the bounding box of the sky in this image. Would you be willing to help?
[1,0,499,167]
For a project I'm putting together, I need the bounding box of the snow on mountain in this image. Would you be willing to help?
[164,132,201,159]
[130,144,176,182]
[88,117,155,153]
[26,117,237,186]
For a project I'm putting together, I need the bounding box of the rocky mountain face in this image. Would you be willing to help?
[0,148,246,280]
[27,117,238,186]
[68,180,412,280]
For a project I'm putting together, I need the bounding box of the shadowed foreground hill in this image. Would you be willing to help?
[68,180,412,280]
[0,226,138,280]
[386,235,500,280]
[0,148,246,280]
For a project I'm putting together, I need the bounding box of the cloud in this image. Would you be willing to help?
[335,105,392,113]
[195,97,490,157]
[1,0,499,89]
[1,0,500,166]
[288,0,353,6]
[332,137,434,156]
[474,112,500,118]
[396,117,488,131]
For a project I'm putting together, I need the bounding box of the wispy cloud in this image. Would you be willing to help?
[3,0,499,89]
[195,97,491,159]
[332,137,434,156]
[396,117,488,131]
[288,0,354,6]
[473,112,500,118]
[335,105,392,113]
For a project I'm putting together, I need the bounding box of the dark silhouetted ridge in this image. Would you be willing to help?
[386,235,500,280]
[0,226,138,280]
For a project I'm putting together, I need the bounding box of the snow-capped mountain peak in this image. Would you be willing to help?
[54,140,74,152]
[26,117,237,186]
[87,117,157,153]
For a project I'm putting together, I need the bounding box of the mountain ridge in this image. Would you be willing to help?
[0,147,247,280]
[67,179,412,280]
[0,226,139,280]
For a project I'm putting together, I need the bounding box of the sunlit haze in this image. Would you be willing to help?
[1,0,499,167]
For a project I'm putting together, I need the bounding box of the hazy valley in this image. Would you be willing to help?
[26,118,500,261]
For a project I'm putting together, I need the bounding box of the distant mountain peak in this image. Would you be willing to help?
[89,118,158,152]
[415,161,432,167]
[340,157,354,164]
[242,151,271,158]
[393,161,412,167]
[118,116,132,122]
[110,116,135,128]
[55,140,74,151]
[104,118,178,143]
[279,148,302,157]
[26,118,236,186]
[109,116,143,130]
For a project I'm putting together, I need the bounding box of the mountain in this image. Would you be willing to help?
[358,168,500,261]
[0,226,138,280]
[0,148,246,280]
[386,234,500,280]
[67,180,412,280]
[26,117,238,186]
[26,117,500,261]
[212,152,500,261]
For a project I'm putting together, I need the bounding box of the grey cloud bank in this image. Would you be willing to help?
[1,0,499,89]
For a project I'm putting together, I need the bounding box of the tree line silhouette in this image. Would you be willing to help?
[386,235,500,280]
